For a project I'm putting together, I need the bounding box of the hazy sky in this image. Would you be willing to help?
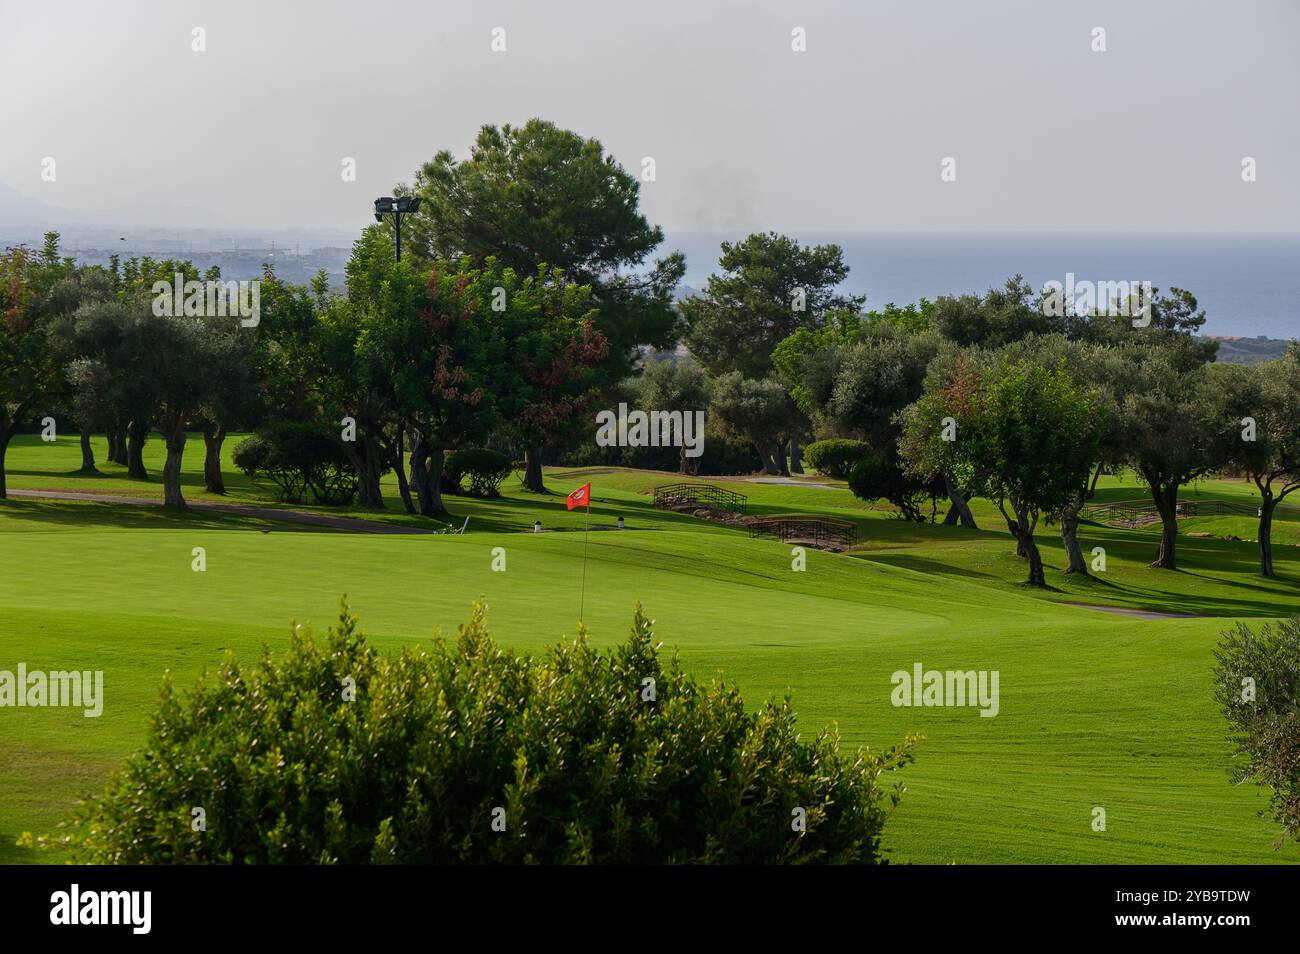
[2,0,1297,233]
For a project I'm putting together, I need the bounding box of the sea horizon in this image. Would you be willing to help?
[667,230,1300,339]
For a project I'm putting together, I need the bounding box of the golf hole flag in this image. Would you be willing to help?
[566,482,592,510]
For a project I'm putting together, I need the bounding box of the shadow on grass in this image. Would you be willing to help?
[857,552,1000,581]
[0,498,295,532]
[0,835,43,866]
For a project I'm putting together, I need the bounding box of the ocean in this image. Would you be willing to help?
[667,232,1300,339]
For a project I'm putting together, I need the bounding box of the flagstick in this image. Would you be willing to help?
[579,500,591,623]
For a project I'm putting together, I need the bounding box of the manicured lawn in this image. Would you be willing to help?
[1,434,1297,864]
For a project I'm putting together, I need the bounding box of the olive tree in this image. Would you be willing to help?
[906,358,1101,586]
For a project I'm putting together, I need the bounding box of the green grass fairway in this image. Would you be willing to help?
[2,434,1297,864]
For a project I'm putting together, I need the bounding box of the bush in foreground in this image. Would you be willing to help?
[1213,616,1300,846]
[49,602,918,864]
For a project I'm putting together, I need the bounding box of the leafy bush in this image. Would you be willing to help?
[848,448,940,522]
[51,601,918,864]
[804,439,869,479]
[444,447,512,497]
[233,423,357,505]
[1213,617,1300,845]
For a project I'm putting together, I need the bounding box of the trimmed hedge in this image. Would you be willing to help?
[50,601,919,864]
[232,422,357,505]
[803,439,869,479]
[445,447,512,497]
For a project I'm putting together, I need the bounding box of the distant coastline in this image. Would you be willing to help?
[6,224,1296,342]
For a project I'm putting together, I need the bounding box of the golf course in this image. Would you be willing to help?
[2,432,1296,865]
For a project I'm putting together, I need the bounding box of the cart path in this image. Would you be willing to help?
[1063,601,1211,620]
[7,489,437,534]
[742,476,846,489]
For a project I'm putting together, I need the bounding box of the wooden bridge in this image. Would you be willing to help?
[652,482,749,514]
[747,514,858,548]
[1080,499,1241,525]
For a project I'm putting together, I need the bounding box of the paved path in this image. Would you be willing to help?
[1063,601,1209,620]
[9,489,436,534]
[742,476,847,489]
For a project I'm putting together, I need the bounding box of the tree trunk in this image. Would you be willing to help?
[0,430,10,499]
[999,500,1045,586]
[127,420,149,479]
[523,443,546,493]
[409,434,447,517]
[113,423,129,464]
[942,474,978,528]
[344,432,384,509]
[106,425,120,464]
[393,423,416,514]
[776,441,790,476]
[1258,497,1277,577]
[361,440,384,508]
[758,442,781,476]
[162,430,187,509]
[1060,497,1088,575]
[1149,483,1180,570]
[789,439,804,475]
[1023,532,1046,586]
[1086,461,1104,499]
[203,425,226,494]
[78,429,98,473]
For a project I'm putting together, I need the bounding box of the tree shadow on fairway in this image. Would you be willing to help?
[0,498,295,533]
[6,467,120,480]
[1050,566,1297,618]
[857,552,1001,582]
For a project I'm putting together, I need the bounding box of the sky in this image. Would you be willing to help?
[1,0,1297,234]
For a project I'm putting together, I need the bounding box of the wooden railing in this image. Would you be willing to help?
[747,515,858,548]
[652,482,748,514]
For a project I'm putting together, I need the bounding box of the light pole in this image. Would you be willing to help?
[373,196,421,261]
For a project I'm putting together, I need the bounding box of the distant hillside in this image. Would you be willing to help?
[1207,335,1294,364]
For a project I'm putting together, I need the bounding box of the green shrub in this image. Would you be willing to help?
[445,447,512,497]
[1213,617,1300,845]
[847,448,940,522]
[233,422,357,505]
[803,439,869,479]
[53,601,918,864]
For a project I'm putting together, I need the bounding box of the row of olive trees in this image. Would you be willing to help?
[0,236,260,506]
[903,335,1300,581]
[759,259,1299,582]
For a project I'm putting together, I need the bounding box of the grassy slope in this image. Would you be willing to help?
[1,434,1297,864]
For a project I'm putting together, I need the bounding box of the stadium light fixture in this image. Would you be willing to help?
[372,196,420,261]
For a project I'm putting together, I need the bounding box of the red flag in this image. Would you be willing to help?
[565,482,591,510]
